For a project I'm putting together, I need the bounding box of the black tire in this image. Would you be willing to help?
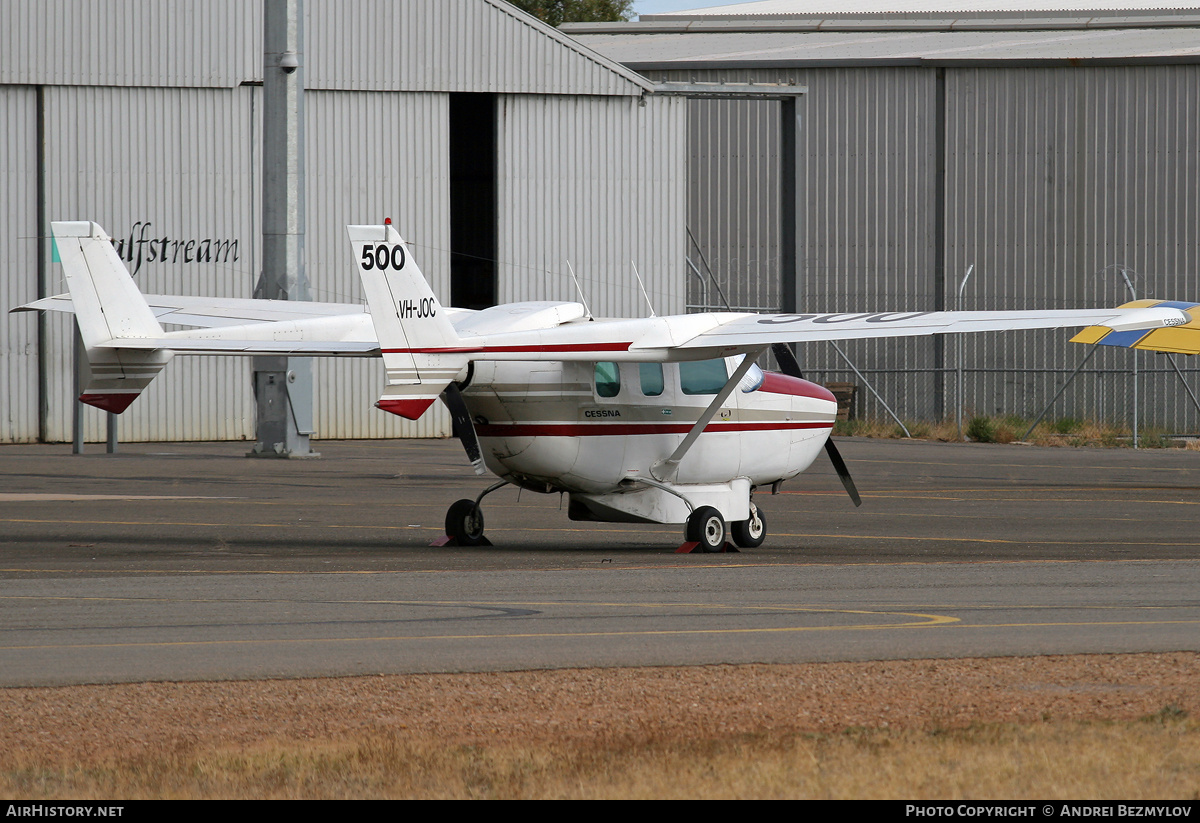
[731,502,766,549]
[445,498,486,546]
[685,506,726,553]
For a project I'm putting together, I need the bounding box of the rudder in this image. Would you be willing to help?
[348,222,467,420]
[52,221,171,413]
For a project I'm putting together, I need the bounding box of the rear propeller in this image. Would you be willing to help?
[441,383,486,476]
[771,343,862,507]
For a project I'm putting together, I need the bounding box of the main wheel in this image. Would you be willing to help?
[445,498,486,546]
[731,502,766,549]
[685,506,726,553]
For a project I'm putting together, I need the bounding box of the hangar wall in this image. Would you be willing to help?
[498,93,687,318]
[643,63,1200,430]
[0,87,38,444]
[0,0,687,443]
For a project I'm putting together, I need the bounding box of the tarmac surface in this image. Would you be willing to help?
[1,437,1198,686]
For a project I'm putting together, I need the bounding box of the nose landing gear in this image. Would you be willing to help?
[731,501,766,549]
[432,480,509,547]
[676,499,766,553]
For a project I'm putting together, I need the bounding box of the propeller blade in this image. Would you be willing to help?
[824,437,862,507]
[773,342,861,506]
[441,383,486,475]
[771,342,804,379]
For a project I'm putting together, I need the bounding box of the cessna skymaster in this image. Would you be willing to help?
[15,220,1198,551]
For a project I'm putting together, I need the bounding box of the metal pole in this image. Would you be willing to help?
[685,225,731,311]
[1117,268,1138,449]
[1133,347,1139,449]
[781,95,798,320]
[830,341,911,438]
[955,264,974,441]
[252,0,316,458]
[1165,353,1200,420]
[1021,344,1100,441]
[71,327,83,454]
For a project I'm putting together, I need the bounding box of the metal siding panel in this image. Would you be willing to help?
[42,85,257,442]
[305,90,452,439]
[305,0,647,97]
[0,0,259,88]
[0,87,40,442]
[497,94,686,322]
[946,66,1200,430]
[649,65,940,422]
[649,64,1200,429]
[789,67,939,421]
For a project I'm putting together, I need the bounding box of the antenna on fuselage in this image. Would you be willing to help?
[631,261,656,317]
[565,260,594,321]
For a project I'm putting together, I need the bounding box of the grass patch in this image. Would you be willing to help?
[4,718,1198,799]
[832,414,1187,449]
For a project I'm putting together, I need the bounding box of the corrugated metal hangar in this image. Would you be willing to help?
[4,0,1199,444]
[571,2,1200,430]
[0,0,686,443]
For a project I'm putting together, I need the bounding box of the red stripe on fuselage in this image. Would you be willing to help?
[759,372,837,403]
[380,342,633,355]
[475,421,832,437]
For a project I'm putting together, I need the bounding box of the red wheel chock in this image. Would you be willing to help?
[674,541,738,554]
[430,535,494,547]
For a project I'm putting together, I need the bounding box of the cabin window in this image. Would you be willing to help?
[679,358,728,395]
[594,362,621,398]
[639,363,664,397]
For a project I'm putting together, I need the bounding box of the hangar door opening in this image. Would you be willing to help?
[449,92,498,310]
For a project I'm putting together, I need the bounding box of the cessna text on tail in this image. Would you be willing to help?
[15,220,1195,551]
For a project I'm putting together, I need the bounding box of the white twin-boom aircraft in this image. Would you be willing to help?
[14,220,1190,551]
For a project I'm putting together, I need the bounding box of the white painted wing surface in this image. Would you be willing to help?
[447,307,1188,362]
[16,293,370,328]
[672,307,1190,351]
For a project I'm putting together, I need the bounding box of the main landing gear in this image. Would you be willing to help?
[679,501,766,553]
[437,482,768,553]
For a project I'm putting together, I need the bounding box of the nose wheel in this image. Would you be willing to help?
[730,501,766,549]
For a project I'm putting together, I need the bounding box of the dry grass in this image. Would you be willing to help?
[4,716,1198,799]
[833,415,1186,449]
[2,656,1198,799]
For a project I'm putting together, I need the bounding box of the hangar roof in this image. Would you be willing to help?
[566,8,1200,68]
[640,0,1200,15]
[1,0,653,96]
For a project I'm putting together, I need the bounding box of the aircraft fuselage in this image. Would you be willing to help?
[461,358,837,500]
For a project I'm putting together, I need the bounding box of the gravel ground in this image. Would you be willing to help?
[2,653,1197,763]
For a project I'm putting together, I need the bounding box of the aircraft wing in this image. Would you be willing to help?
[448,306,1190,362]
[1071,300,1200,355]
[24,218,1192,418]
[15,293,369,328]
[669,306,1191,352]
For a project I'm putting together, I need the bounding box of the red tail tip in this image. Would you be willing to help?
[375,396,436,420]
[79,393,138,414]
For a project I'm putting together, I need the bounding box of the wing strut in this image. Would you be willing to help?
[650,348,765,483]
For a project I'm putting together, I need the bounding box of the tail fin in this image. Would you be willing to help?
[349,222,466,420]
[52,221,172,413]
